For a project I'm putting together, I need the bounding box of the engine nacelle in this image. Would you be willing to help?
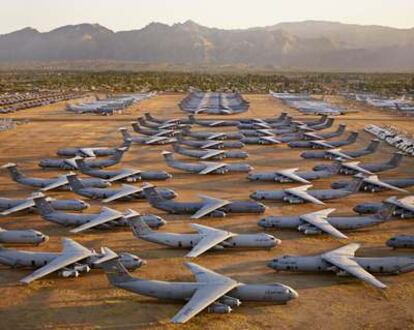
[304,228,322,235]
[73,264,91,273]
[297,224,311,232]
[214,168,229,174]
[209,210,226,218]
[283,196,303,204]
[335,270,350,277]
[59,269,79,278]
[208,303,232,314]
[219,296,241,307]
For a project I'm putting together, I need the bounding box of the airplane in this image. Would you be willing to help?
[2,163,109,191]
[267,243,414,289]
[144,112,189,125]
[65,173,176,203]
[172,143,248,160]
[39,147,127,170]
[288,131,358,149]
[131,120,177,137]
[330,175,412,193]
[238,117,293,131]
[240,135,282,145]
[101,259,298,324]
[247,162,342,184]
[119,127,176,145]
[32,193,166,233]
[301,139,380,160]
[0,194,89,216]
[56,141,130,158]
[176,134,245,149]
[139,116,190,130]
[0,227,48,245]
[187,114,240,127]
[386,235,414,249]
[238,112,289,126]
[0,238,144,284]
[128,214,280,257]
[250,176,363,205]
[258,198,397,239]
[181,127,244,140]
[143,185,266,218]
[75,158,172,183]
[354,196,414,219]
[313,152,404,175]
[162,151,252,175]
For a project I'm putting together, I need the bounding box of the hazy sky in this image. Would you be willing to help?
[2,0,414,33]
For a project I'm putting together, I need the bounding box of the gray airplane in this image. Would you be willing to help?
[101,259,298,324]
[247,162,342,184]
[144,112,189,125]
[187,114,240,127]
[132,120,176,137]
[386,235,414,249]
[0,238,144,284]
[237,112,289,128]
[313,152,404,175]
[119,127,176,145]
[56,141,130,158]
[258,198,396,239]
[0,227,48,245]
[0,194,88,216]
[267,243,414,289]
[32,193,166,233]
[288,131,358,149]
[65,173,176,203]
[2,163,109,191]
[300,139,380,160]
[162,151,252,175]
[331,175,413,192]
[172,143,248,160]
[39,147,127,170]
[75,158,172,183]
[181,127,244,140]
[143,185,266,218]
[137,116,189,130]
[250,176,363,205]
[176,134,245,149]
[354,196,414,219]
[128,214,280,257]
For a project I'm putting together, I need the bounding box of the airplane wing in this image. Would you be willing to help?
[145,136,167,144]
[207,133,226,140]
[395,196,414,212]
[0,196,50,215]
[154,130,174,137]
[257,129,275,136]
[254,123,271,129]
[200,141,222,149]
[342,162,373,175]
[20,238,93,284]
[63,158,79,169]
[41,175,69,192]
[260,136,281,144]
[310,140,335,149]
[92,247,118,265]
[209,121,225,127]
[300,209,348,239]
[304,132,322,140]
[276,168,310,184]
[171,262,239,324]
[79,148,97,158]
[107,169,142,183]
[199,162,227,175]
[102,184,142,203]
[70,207,124,233]
[326,149,353,160]
[186,224,235,257]
[191,195,231,219]
[363,176,408,193]
[285,185,326,205]
[200,149,225,160]
[322,243,387,289]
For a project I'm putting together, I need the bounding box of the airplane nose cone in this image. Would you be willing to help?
[250,192,257,200]
[258,203,267,212]
[140,259,147,266]
[159,218,168,227]
[273,238,282,246]
[42,235,49,243]
[289,288,299,299]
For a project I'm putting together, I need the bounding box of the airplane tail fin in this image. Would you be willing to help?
[187,114,195,123]
[324,117,334,128]
[128,215,153,237]
[137,117,146,126]
[101,259,134,286]
[162,151,174,163]
[32,193,55,215]
[375,197,397,220]
[387,152,404,167]
[131,122,141,133]
[2,163,24,181]
[66,173,86,192]
[111,147,127,162]
[119,128,131,141]
[347,131,358,143]
[119,139,131,150]
[336,124,346,134]
[366,139,380,153]
[278,112,287,121]
[144,112,154,121]
[346,176,364,193]
[142,185,165,205]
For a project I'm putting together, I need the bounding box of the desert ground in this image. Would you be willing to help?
[0,94,413,330]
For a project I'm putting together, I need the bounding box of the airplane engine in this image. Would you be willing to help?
[304,228,322,235]
[59,269,79,278]
[283,196,303,204]
[209,210,226,218]
[297,224,312,232]
[208,302,232,314]
[363,184,380,193]
[73,264,91,273]
[219,296,241,307]
[278,177,293,183]
[214,168,229,174]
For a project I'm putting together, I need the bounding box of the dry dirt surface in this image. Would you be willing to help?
[0,94,413,330]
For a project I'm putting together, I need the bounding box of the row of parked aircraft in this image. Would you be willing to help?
[347,93,414,113]
[1,95,413,323]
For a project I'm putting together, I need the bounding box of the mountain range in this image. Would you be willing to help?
[1,20,413,71]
